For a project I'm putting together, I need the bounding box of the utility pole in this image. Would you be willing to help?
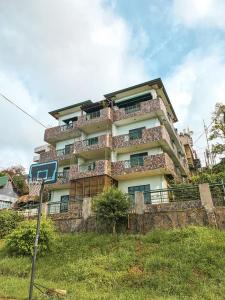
[28,180,45,300]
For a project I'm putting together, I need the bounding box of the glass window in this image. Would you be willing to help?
[130,152,148,167]
[128,184,151,204]
[60,195,69,213]
[129,127,145,140]
[87,137,98,146]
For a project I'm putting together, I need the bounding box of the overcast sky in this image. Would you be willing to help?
[0,0,224,170]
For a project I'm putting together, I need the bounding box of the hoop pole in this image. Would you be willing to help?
[28,180,45,300]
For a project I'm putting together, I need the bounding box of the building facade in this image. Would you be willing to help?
[34,78,190,210]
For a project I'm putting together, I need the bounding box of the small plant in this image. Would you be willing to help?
[0,210,24,239]
[6,219,56,256]
[93,187,131,234]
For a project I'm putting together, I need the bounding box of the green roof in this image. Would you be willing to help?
[0,176,8,188]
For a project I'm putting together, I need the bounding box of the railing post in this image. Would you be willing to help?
[135,192,145,215]
[199,183,217,227]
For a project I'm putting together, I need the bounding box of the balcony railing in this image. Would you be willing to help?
[70,160,111,180]
[77,107,112,129]
[112,153,176,177]
[60,123,74,131]
[86,110,100,120]
[44,121,80,144]
[113,126,165,149]
[124,103,141,114]
[56,171,70,184]
[74,134,112,154]
[56,145,74,157]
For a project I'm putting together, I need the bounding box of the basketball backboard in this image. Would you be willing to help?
[29,160,58,184]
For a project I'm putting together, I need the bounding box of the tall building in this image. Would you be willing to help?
[34,78,190,209]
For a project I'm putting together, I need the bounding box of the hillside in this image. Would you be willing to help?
[1,227,225,299]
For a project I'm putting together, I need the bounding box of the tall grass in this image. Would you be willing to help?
[1,227,225,299]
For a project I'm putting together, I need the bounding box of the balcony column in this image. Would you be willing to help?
[78,157,85,167]
[111,151,117,162]
[112,123,117,136]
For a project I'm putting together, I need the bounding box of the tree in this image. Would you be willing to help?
[0,165,28,195]
[209,103,225,157]
[93,187,131,234]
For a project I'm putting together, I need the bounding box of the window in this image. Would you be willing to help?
[128,184,151,204]
[60,195,69,213]
[87,137,98,146]
[65,144,73,155]
[129,127,145,140]
[130,152,148,167]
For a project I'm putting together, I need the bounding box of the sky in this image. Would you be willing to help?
[0,0,225,170]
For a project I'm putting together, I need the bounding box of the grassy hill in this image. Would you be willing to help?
[1,227,225,299]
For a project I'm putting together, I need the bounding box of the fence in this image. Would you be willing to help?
[47,198,83,217]
[210,183,225,206]
[128,185,200,205]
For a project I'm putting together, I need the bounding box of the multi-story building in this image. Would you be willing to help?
[34,78,190,209]
[179,129,201,175]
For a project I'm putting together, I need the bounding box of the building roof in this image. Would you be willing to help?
[0,176,8,188]
[49,100,93,119]
[104,78,178,122]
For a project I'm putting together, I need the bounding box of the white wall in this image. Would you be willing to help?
[118,175,167,194]
[86,130,108,139]
[114,118,160,136]
[117,147,163,161]
[50,189,70,202]
[58,111,81,126]
[56,138,77,150]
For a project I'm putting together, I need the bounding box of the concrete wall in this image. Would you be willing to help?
[118,175,167,194]
[56,138,77,150]
[117,147,163,161]
[50,189,70,202]
[114,118,160,136]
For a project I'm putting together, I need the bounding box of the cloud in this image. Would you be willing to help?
[173,0,225,30]
[0,0,148,170]
[165,47,225,161]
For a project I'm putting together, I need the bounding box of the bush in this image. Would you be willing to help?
[93,187,131,234]
[0,210,24,239]
[6,219,56,256]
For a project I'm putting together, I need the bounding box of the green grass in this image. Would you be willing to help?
[1,227,225,299]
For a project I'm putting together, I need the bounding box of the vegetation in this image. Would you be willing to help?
[209,103,225,157]
[0,210,23,239]
[93,187,131,234]
[0,165,29,195]
[6,219,56,256]
[1,227,225,299]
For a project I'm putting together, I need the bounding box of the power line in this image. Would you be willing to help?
[0,92,47,128]
[194,120,214,144]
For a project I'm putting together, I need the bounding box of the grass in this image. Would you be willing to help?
[1,227,225,299]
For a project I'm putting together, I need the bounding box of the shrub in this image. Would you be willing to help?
[93,187,131,234]
[6,219,56,256]
[0,210,24,239]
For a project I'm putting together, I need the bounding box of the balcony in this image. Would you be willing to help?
[113,98,168,124]
[74,134,112,159]
[111,153,176,179]
[47,171,70,190]
[77,107,113,133]
[113,98,185,156]
[70,160,111,180]
[113,126,167,153]
[39,145,74,164]
[44,122,81,145]
[113,125,188,176]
